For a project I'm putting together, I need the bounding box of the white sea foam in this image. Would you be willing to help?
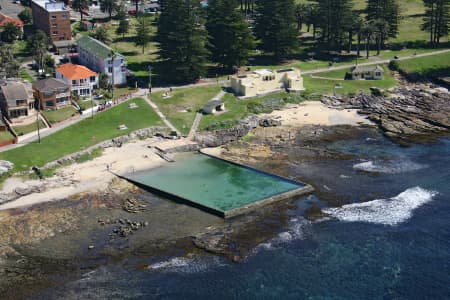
[252,217,311,254]
[353,160,427,174]
[148,256,225,273]
[323,187,437,226]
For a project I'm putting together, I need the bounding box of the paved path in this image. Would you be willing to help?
[145,95,180,135]
[303,49,450,75]
[187,90,226,140]
[1,48,448,153]
[0,91,143,153]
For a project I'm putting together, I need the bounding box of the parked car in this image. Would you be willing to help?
[128,9,136,15]
[394,55,400,59]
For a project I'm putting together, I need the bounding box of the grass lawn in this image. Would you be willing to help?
[19,68,34,83]
[304,65,397,94]
[151,85,222,134]
[12,120,46,136]
[0,131,15,143]
[42,106,79,124]
[0,98,164,171]
[395,52,450,77]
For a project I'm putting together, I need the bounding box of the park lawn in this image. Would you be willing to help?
[42,106,79,124]
[0,98,164,172]
[199,91,297,131]
[12,120,47,136]
[19,69,34,83]
[304,65,397,94]
[151,85,222,134]
[395,52,450,76]
[0,131,15,143]
[199,93,248,130]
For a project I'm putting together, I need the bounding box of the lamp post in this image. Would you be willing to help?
[36,99,41,143]
[110,51,116,99]
[90,88,94,119]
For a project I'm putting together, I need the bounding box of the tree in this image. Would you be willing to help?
[422,0,450,45]
[135,16,151,53]
[0,44,19,78]
[158,0,210,82]
[133,0,140,14]
[18,8,33,24]
[1,22,22,43]
[27,30,50,72]
[99,73,109,90]
[43,54,55,74]
[373,18,390,55]
[72,0,91,22]
[92,26,111,44]
[115,3,127,20]
[366,0,400,46]
[254,0,298,60]
[116,19,130,39]
[304,3,320,39]
[206,0,255,70]
[316,0,354,50]
[99,0,116,19]
[361,21,375,59]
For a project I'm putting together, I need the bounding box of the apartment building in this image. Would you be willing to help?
[31,0,71,48]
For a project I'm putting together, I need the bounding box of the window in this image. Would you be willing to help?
[52,23,57,27]
[90,76,96,82]
[72,80,77,85]
[51,15,57,19]
[108,60,112,65]
[108,66,113,73]
[52,31,58,35]
[121,66,127,72]
[376,72,381,76]
[46,100,54,107]
[62,14,68,19]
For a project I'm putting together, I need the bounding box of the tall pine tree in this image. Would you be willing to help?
[254,0,298,60]
[422,0,450,45]
[366,0,400,46]
[158,0,210,83]
[206,0,255,70]
[316,0,354,50]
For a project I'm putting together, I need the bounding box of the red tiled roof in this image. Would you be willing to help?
[0,13,24,28]
[56,63,97,80]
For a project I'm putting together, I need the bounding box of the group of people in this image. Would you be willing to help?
[96,92,134,112]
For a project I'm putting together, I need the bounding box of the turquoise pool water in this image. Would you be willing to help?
[126,152,303,213]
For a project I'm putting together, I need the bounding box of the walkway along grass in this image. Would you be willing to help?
[0,98,164,172]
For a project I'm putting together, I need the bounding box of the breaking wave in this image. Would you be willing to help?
[323,187,437,226]
[148,256,226,273]
[252,217,311,254]
[353,160,427,174]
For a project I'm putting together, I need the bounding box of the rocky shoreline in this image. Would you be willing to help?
[322,84,450,143]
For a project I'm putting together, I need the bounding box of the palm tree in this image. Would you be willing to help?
[1,22,22,43]
[27,30,50,72]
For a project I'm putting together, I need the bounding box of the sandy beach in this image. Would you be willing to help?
[0,138,169,211]
[0,101,373,211]
[265,101,372,127]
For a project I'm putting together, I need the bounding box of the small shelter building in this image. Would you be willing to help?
[203,99,225,114]
[349,65,384,80]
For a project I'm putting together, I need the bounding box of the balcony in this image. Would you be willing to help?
[56,92,70,98]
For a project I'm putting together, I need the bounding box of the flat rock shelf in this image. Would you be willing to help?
[119,152,314,218]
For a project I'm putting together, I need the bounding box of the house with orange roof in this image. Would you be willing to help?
[0,12,24,34]
[56,63,98,97]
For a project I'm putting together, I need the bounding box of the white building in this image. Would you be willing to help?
[76,36,127,86]
[231,68,305,98]
[56,63,98,97]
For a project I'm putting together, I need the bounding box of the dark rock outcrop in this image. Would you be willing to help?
[322,85,450,142]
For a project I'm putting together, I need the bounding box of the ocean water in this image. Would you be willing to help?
[36,134,450,299]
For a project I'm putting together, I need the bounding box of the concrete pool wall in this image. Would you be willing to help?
[115,151,314,218]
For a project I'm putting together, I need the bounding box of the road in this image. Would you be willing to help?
[1,48,448,153]
[302,49,450,74]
